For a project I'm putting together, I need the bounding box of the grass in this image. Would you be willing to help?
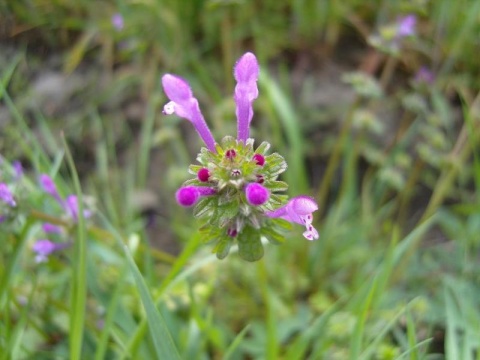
[1,0,480,358]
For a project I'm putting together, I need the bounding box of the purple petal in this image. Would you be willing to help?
[234,52,259,141]
[289,196,318,215]
[161,74,217,152]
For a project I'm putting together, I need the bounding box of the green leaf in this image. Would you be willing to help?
[213,237,233,259]
[193,197,215,218]
[255,141,271,155]
[237,227,264,261]
[266,180,289,192]
[261,227,286,245]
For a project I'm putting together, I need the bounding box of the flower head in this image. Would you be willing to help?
[161,53,319,261]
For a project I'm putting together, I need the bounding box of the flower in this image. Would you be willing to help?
[32,239,68,263]
[161,52,319,261]
[234,52,259,141]
[265,196,319,241]
[162,74,216,152]
[414,66,435,85]
[245,183,269,206]
[396,15,416,38]
[176,186,216,207]
[0,183,16,207]
[111,13,124,31]
[39,174,92,221]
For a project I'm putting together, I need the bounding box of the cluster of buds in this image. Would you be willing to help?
[162,52,318,261]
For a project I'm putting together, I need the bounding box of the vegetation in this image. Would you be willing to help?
[1,0,479,358]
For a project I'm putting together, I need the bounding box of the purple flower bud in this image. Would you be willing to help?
[162,74,217,152]
[252,153,265,166]
[227,228,237,237]
[197,168,210,182]
[39,174,62,203]
[0,183,16,207]
[234,52,259,142]
[42,223,62,234]
[64,195,92,221]
[225,149,236,160]
[111,13,124,31]
[245,183,269,206]
[13,161,23,179]
[175,186,215,207]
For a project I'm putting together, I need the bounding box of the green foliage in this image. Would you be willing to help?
[1,0,479,358]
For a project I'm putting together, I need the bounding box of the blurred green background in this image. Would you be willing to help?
[1,0,479,358]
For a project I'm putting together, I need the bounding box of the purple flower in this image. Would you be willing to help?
[40,174,92,221]
[111,13,124,31]
[176,186,216,207]
[40,174,62,204]
[32,239,68,263]
[234,52,259,141]
[397,15,416,38]
[162,74,217,152]
[414,66,435,85]
[265,196,319,241]
[13,161,23,179]
[0,183,16,207]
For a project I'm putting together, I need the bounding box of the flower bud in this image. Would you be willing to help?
[197,168,210,182]
[245,183,269,206]
[252,153,265,166]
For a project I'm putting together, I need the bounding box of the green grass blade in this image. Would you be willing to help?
[123,244,181,360]
[223,324,251,360]
[62,135,88,360]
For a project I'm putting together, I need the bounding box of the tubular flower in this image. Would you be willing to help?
[162,74,216,152]
[162,52,319,261]
[265,196,319,240]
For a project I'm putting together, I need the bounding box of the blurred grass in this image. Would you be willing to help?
[1,0,480,358]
